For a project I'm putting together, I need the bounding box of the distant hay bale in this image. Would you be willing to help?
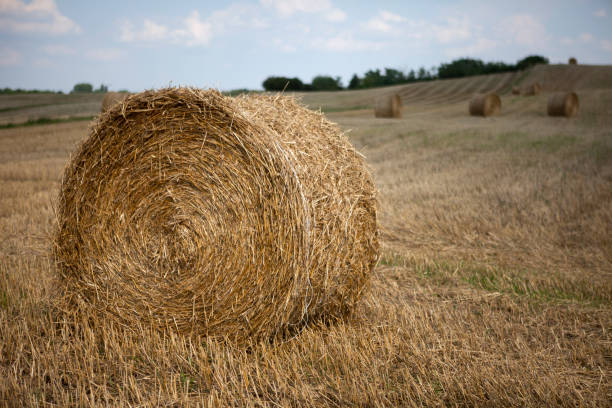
[469,93,501,117]
[511,86,521,95]
[374,94,402,118]
[54,87,379,341]
[568,57,577,65]
[101,91,130,112]
[522,82,542,96]
[547,92,579,117]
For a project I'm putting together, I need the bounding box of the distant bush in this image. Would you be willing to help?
[95,84,108,93]
[72,83,93,93]
[262,76,304,91]
[516,55,549,71]
[0,87,62,94]
[311,76,342,91]
[261,54,549,93]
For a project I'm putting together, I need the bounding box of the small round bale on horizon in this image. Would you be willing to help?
[54,87,380,342]
[469,93,501,117]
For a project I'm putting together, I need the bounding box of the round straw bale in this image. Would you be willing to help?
[469,93,501,117]
[54,87,379,341]
[374,94,402,118]
[547,92,579,117]
[101,91,130,112]
[511,86,521,95]
[522,82,542,96]
[568,57,577,65]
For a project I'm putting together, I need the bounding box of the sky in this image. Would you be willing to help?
[1,0,611,92]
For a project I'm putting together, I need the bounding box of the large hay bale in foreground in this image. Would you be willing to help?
[374,94,402,118]
[54,88,379,341]
[547,92,579,117]
[469,93,501,117]
[568,57,577,65]
[522,82,542,96]
[101,91,130,112]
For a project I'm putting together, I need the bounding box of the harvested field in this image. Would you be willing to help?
[1,64,611,406]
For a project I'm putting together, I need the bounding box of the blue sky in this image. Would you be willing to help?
[1,0,611,92]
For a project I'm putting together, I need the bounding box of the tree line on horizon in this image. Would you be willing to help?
[262,55,549,92]
[0,55,549,95]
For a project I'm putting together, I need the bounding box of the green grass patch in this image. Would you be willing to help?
[319,105,370,113]
[496,131,577,153]
[380,250,609,306]
[0,103,56,113]
[587,140,612,167]
[0,115,94,129]
[527,134,577,153]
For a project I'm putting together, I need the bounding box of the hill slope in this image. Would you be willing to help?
[299,64,612,112]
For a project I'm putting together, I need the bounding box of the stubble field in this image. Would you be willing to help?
[1,65,611,406]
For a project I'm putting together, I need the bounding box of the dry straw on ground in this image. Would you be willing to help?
[469,93,501,117]
[568,57,577,65]
[547,92,579,117]
[374,94,402,118]
[54,87,379,342]
[100,91,130,112]
[511,86,521,95]
[522,82,542,96]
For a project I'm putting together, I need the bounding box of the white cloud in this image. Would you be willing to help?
[0,46,20,66]
[311,31,384,52]
[86,48,125,61]
[602,40,612,52]
[120,4,269,47]
[261,0,345,22]
[365,18,392,33]
[325,8,346,22]
[208,3,269,31]
[273,38,296,53]
[42,44,75,55]
[0,0,79,34]
[445,37,496,58]
[500,14,548,46]
[260,0,331,16]
[579,33,593,43]
[121,12,211,46]
[182,11,212,45]
[560,36,575,46]
[594,9,606,18]
[379,10,405,23]
[364,10,406,33]
[432,17,472,43]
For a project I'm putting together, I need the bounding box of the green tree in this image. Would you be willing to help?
[407,70,416,82]
[348,74,360,89]
[72,83,93,93]
[311,75,342,91]
[383,68,407,85]
[361,69,384,88]
[516,55,549,71]
[262,76,304,91]
[437,58,485,79]
[95,84,109,93]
